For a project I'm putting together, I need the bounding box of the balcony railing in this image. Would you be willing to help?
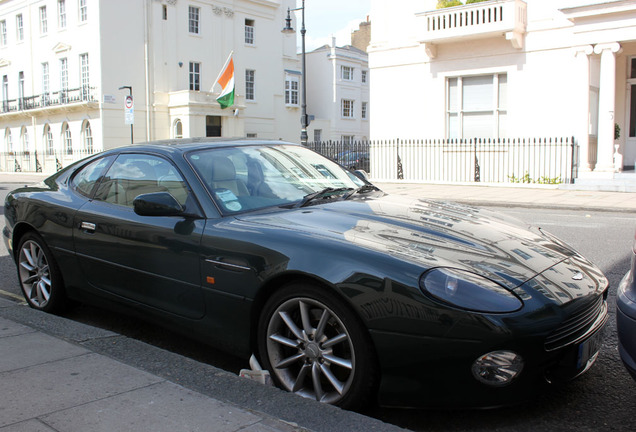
[1,86,97,114]
[416,0,527,53]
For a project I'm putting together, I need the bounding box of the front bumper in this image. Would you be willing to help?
[371,306,607,408]
[617,271,636,380]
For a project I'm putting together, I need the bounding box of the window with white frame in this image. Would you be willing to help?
[446,73,507,139]
[40,7,48,34]
[341,66,353,81]
[5,128,12,153]
[174,119,183,139]
[245,19,254,45]
[42,63,50,105]
[16,14,23,41]
[2,75,8,112]
[361,70,368,84]
[188,6,200,34]
[80,53,89,99]
[314,129,322,142]
[361,102,368,120]
[62,122,72,154]
[58,0,66,29]
[79,0,87,22]
[0,21,6,46]
[21,127,29,153]
[341,99,354,118]
[285,74,299,106]
[189,62,200,91]
[82,120,93,152]
[342,135,354,145]
[245,69,255,101]
[18,71,24,109]
[44,124,54,155]
[60,58,68,102]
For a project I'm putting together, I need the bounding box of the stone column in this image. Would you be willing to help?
[594,42,621,172]
[575,45,594,172]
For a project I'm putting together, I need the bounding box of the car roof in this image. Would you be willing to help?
[109,137,300,155]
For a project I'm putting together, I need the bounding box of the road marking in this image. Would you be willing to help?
[0,288,25,302]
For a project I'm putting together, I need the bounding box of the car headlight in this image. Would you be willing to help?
[419,268,523,313]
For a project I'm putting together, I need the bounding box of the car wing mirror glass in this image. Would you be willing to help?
[133,192,186,217]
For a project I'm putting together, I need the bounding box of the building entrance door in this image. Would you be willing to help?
[206,115,222,137]
[625,58,636,170]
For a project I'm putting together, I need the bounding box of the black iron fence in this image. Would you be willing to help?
[0,148,98,174]
[1,86,97,113]
[309,137,577,184]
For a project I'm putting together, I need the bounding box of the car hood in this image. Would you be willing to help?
[237,194,582,291]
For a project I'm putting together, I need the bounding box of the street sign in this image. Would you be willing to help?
[124,95,134,125]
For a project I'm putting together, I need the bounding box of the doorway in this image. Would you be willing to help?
[626,57,636,170]
[206,116,222,137]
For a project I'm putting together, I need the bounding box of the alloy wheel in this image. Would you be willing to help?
[18,239,52,308]
[265,297,356,404]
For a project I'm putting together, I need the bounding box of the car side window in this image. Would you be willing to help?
[93,154,190,208]
[71,156,115,198]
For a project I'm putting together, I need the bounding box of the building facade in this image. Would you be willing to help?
[369,0,636,179]
[0,0,301,173]
[305,38,370,144]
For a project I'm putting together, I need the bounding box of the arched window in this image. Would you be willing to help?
[62,122,72,155]
[43,124,54,156]
[82,120,93,153]
[5,128,12,154]
[173,119,183,139]
[20,126,29,154]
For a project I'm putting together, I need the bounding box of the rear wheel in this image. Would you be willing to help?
[258,282,377,410]
[17,232,67,313]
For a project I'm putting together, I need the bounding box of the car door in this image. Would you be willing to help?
[72,152,207,319]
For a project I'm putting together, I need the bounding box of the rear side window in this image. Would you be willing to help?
[71,156,114,197]
[93,154,190,208]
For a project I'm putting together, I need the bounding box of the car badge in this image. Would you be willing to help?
[572,272,584,281]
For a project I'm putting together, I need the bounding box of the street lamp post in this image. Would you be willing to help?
[282,1,308,146]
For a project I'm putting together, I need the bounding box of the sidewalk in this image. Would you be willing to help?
[0,297,404,432]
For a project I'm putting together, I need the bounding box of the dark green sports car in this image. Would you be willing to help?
[3,139,609,409]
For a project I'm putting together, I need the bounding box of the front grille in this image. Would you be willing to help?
[545,296,606,351]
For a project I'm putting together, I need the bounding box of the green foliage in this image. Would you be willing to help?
[615,123,621,140]
[436,0,463,8]
[508,172,562,185]
[437,0,491,8]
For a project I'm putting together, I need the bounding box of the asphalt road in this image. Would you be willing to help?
[0,181,634,431]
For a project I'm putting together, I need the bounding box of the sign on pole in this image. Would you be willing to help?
[124,95,134,125]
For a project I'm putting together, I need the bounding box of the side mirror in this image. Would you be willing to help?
[133,192,184,217]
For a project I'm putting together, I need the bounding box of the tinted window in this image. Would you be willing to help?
[94,154,190,208]
[71,156,114,197]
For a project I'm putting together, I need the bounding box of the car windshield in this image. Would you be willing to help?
[186,144,366,214]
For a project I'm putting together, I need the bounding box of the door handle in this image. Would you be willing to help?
[80,221,96,232]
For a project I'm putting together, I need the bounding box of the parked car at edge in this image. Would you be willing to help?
[335,151,370,172]
[3,138,609,409]
[617,228,636,381]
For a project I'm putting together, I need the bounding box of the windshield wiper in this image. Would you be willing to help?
[295,187,353,208]
[343,184,380,200]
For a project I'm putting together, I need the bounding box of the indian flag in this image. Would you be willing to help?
[213,52,235,109]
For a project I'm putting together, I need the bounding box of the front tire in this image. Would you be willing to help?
[258,282,377,410]
[17,232,67,313]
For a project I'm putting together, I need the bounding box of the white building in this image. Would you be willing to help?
[306,39,370,144]
[0,0,301,173]
[369,0,636,182]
